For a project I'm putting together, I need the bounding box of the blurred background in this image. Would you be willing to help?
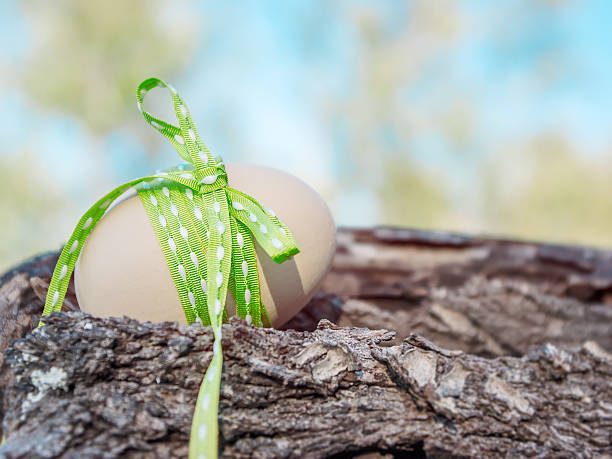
[1,0,612,272]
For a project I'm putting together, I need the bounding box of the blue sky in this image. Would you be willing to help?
[1,0,611,228]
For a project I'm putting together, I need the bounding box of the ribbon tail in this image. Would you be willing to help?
[188,189,232,459]
[226,187,299,264]
[189,338,223,459]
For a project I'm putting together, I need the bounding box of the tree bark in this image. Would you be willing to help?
[1,227,611,458]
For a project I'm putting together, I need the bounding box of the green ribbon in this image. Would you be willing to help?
[40,77,300,458]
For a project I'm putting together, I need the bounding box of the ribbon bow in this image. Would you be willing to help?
[40,77,300,458]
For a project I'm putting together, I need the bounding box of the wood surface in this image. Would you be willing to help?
[1,227,611,457]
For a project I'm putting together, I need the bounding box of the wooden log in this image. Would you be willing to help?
[1,227,611,457]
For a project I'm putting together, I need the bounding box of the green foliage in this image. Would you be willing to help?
[0,152,68,271]
[379,157,449,228]
[485,136,612,247]
[19,0,197,133]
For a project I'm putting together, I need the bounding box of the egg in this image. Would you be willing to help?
[74,163,336,328]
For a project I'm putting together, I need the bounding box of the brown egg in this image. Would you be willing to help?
[74,163,336,327]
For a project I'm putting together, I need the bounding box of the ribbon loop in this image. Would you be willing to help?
[137,78,216,171]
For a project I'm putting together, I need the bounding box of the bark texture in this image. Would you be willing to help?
[0,227,611,458]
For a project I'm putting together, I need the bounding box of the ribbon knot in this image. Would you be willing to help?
[196,164,228,193]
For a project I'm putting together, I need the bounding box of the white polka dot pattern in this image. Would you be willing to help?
[201,393,211,411]
[180,226,189,241]
[198,424,207,440]
[201,175,217,185]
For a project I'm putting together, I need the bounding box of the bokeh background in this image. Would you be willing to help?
[1,0,612,272]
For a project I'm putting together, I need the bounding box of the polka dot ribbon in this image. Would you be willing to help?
[39,77,300,459]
